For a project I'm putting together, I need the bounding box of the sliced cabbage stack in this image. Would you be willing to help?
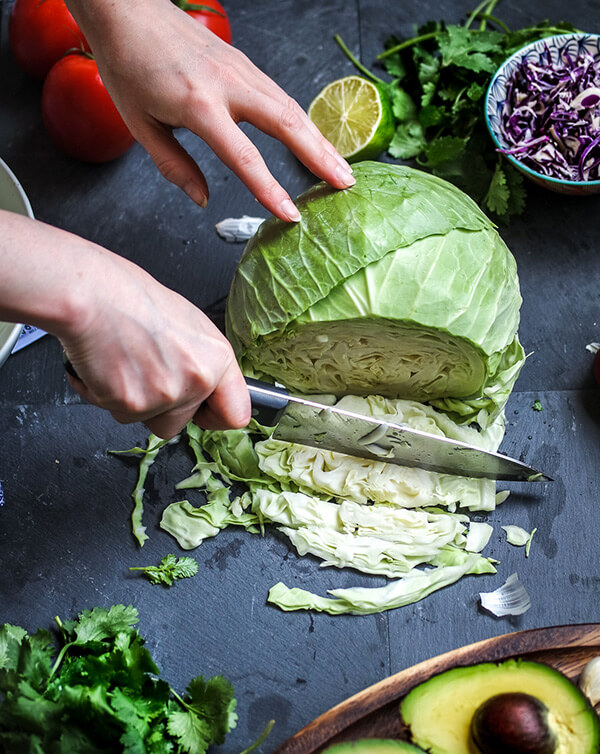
[225,162,525,426]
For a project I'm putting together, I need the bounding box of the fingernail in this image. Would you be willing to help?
[281,198,301,222]
[185,180,208,208]
[335,164,356,187]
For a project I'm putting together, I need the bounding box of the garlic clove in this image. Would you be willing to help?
[579,657,600,707]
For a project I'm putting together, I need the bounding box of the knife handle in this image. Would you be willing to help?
[245,377,289,426]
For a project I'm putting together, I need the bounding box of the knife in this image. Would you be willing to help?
[62,355,550,482]
[245,378,552,482]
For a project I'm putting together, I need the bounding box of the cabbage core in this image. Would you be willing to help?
[246,318,485,400]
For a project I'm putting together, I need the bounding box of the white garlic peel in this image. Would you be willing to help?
[479,572,531,616]
[579,657,600,706]
[215,215,265,242]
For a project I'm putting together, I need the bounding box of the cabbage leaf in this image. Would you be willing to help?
[226,162,525,426]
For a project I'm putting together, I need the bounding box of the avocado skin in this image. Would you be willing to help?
[400,659,600,754]
[323,739,425,753]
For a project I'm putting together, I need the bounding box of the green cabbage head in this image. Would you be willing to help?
[225,162,525,426]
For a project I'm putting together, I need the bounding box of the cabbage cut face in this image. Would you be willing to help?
[225,162,525,425]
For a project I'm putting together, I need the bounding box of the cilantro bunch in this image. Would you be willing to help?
[336,0,578,222]
[0,605,237,753]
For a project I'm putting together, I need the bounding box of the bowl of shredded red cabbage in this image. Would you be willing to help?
[485,33,600,194]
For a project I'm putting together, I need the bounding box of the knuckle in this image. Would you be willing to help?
[235,141,262,172]
[278,98,304,133]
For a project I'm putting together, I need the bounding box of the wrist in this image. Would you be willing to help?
[0,211,107,342]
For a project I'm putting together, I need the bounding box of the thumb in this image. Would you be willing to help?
[193,367,251,431]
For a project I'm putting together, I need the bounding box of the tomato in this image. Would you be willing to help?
[9,0,89,79]
[41,52,135,163]
[173,0,232,44]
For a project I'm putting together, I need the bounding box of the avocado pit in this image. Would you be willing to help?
[470,692,556,754]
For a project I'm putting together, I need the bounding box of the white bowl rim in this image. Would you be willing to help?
[484,32,600,187]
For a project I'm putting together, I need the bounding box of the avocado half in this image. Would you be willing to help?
[323,740,424,753]
[400,659,600,754]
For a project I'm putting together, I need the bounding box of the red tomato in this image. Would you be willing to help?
[174,0,232,44]
[9,0,89,79]
[41,52,135,163]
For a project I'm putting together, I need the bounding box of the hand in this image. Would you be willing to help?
[60,252,251,439]
[0,211,251,438]
[65,0,356,222]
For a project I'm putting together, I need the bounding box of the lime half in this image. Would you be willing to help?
[308,75,395,162]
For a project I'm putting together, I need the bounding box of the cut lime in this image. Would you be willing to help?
[308,75,395,162]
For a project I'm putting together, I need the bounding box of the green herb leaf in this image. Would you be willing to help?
[438,26,503,72]
[129,554,199,586]
[335,3,581,223]
[483,161,510,217]
[388,122,425,159]
[0,605,243,753]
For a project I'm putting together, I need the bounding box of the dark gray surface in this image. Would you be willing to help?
[1,1,600,752]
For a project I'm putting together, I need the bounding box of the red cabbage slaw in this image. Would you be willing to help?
[498,45,600,181]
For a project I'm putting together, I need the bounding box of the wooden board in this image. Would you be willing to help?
[274,623,600,753]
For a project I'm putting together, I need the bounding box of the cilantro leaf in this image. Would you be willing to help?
[388,86,417,120]
[438,26,503,72]
[184,675,238,745]
[421,135,467,167]
[167,705,215,754]
[63,605,140,645]
[388,122,425,159]
[0,605,244,754]
[335,2,581,222]
[129,554,199,587]
[483,161,510,217]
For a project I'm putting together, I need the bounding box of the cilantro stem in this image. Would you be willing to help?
[333,34,383,83]
[377,31,439,60]
[47,618,75,684]
[476,13,510,33]
[238,719,275,754]
[464,0,499,30]
[170,686,197,714]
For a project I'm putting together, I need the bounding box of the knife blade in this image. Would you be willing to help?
[246,378,551,482]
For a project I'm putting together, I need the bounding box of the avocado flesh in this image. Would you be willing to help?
[400,659,600,754]
[323,740,424,753]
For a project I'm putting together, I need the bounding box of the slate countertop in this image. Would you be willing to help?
[1,0,600,751]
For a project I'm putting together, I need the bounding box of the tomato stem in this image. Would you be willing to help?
[170,0,225,17]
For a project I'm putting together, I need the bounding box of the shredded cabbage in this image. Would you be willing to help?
[499,45,600,181]
[126,164,532,615]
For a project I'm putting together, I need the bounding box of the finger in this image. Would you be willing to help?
[134,121,210,207]
[193,366,251,431]
[142,404,201,439]
[237,93,356,189]
[65,372,96,405]
[196,112,303,222]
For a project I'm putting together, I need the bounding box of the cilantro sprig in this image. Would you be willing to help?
[335,0,579,222]
[130,554,199,586]
[0,605,244,753]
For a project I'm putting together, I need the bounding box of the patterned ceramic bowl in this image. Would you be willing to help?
[485,33,600,195]
[0,158,33,367]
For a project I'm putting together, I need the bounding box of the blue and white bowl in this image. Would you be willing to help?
[485,33,600,195]
[0,158,33,367]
